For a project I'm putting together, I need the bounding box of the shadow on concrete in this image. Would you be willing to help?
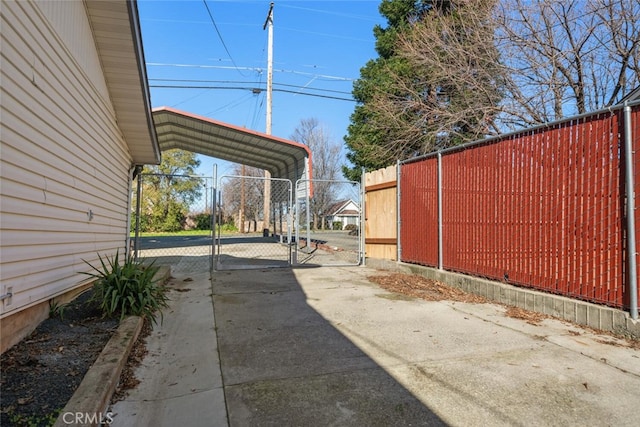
[212,267,446,426]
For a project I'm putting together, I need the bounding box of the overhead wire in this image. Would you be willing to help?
[249,35,268,129]
[148,84,355,102]
[148,78,353,95]
[201,0,247,76]
[205,92,254,116]
[147,63,354,81]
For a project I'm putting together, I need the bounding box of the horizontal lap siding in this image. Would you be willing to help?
[1,1,133,316]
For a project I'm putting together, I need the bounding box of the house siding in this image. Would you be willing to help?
[0,1,133,318]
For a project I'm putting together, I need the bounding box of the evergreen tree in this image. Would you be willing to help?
[343,0,503,180]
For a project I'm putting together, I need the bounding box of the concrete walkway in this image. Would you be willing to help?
[110,263,640,426]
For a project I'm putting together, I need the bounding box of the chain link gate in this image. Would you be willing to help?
[132,173,215,274]
[294,179,363,266]
[215,175,293,270]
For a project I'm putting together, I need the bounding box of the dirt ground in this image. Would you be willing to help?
[2,272,637,426]
[0,291,118,426]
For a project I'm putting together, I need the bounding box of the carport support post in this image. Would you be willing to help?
[133,168,142,261]
[263,173,271,236]
[624,102,638,320]
[212,164,218,272]
[306,180,311,253]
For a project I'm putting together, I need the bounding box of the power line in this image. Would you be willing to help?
[201,0,247,76]
[149,84,355,102]
[278,3,380,22]
[146,62,355,81]
[148,78,353,95]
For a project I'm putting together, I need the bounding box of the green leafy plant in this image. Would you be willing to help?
[48,300,67,320]
[83,250,169,324]
[8,408,61,427]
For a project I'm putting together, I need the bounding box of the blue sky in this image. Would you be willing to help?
[137,0,386,177]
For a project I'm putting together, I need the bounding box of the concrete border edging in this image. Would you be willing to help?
[53,266,171,427]
[52,316,143,427]
[366,258,640,340]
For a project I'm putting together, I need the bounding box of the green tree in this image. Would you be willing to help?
[344,0,432,181]
[343,0,503,180]
[137,149,203,232]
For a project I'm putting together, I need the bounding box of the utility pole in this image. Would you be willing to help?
[264,2,274,135]
[262,2,274,237]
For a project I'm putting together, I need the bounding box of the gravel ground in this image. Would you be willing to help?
[0,291,118,427]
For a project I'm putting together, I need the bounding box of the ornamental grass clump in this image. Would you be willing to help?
[83,250,169,324]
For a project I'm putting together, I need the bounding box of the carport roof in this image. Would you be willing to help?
[152,107,312,182]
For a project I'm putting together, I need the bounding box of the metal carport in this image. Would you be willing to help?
[144,107,313,270]
[152,107,311,182]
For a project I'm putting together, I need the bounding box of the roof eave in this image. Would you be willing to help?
[85,0,161,165]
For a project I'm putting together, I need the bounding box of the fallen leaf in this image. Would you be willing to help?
[17,396,33,405]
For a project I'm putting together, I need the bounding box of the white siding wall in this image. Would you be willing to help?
[0,1,133,316]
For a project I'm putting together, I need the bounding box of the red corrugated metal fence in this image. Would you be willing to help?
[400,159,439,266]
[400,105,638,309]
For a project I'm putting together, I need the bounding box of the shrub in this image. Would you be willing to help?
[218,223,238,233]
[83,250,169,324]
[344,224,358,231]
[332,221,343,230]
[193,212,212,230]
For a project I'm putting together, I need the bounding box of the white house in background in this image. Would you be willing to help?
[325,200,361,230]
[0,0,160,353]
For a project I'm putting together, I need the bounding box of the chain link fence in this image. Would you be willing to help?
[132,173,214,274]
[215,175,292,270]
[294,179,363,266]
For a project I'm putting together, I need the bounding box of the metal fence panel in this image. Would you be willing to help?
[399,159,438,266]
[216,175,292,270]
[295,179,362,266]
[400,107,633,309]
[631,104,640,310]
[133,174,214,274]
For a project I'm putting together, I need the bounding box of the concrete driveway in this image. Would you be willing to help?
[111,263,640,426]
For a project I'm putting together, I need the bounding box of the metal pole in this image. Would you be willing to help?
[437,152,443,270]
[264,2,274,134]
[624,102,638,319]
[306,180,311,254]
[211,164,217,273]
[134,169,142,262]
[396,159,401,262]
[125,166,135,259]
[293,181,299,265]
[288,183,293,264]
[262,2,274,235]
[361,167,366,266]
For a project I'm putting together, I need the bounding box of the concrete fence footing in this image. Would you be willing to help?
[366,258,640,340]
